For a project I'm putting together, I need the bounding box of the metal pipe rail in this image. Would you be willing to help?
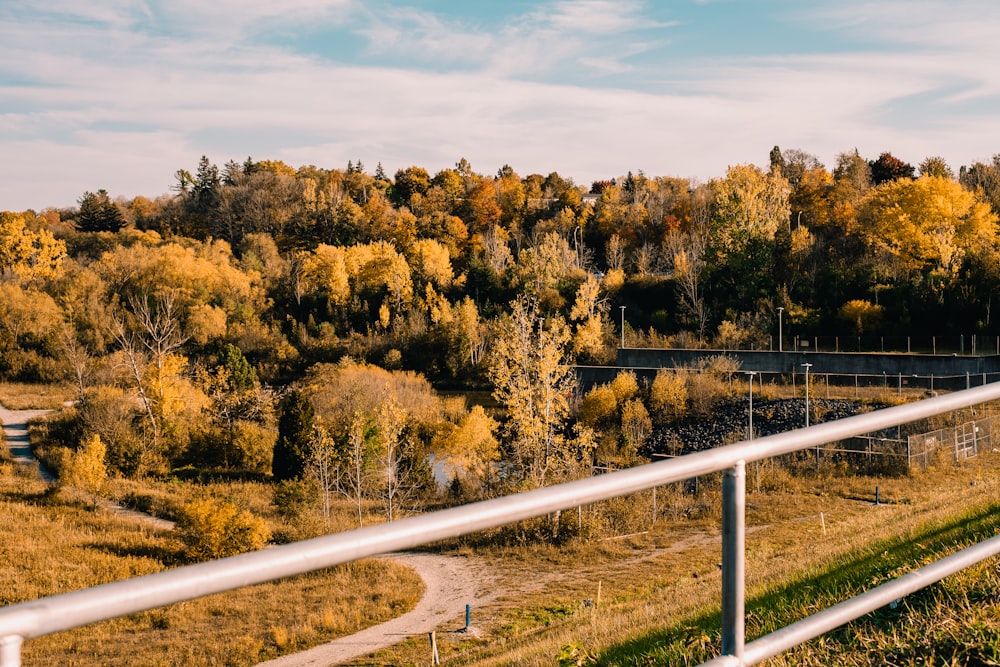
[3,383,1000,666]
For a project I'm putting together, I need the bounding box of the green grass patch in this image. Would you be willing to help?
[596,501,1000,666]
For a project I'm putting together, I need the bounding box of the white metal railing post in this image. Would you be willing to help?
[721,461,746,662]
[0,635,22,667]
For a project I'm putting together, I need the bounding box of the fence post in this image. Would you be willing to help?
[429,631,440,665]
[721,461,746,661]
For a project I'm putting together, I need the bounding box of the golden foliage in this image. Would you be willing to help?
[579,384,618,426]
[839,299,884,334]
[860,175,999,280]
[650,369,688,419]
[186,303,228,345]
[176,497,271,561]
[620,398,652,456]
[60,433,108,496]
[408,238,453,288]
[441,405,500,487]
[710,164,791,257]
[610,370,639,404]
[0,211,66,282]
[601,267,626,293]
[303,359,441,430]
[488,296,579,486]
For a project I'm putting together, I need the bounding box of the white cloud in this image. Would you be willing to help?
[3,0,1000,210]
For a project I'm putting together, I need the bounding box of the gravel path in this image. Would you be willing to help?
[0,404,57,482]
[256,552,496,667]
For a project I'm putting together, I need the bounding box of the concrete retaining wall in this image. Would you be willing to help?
[575,348,1000,392]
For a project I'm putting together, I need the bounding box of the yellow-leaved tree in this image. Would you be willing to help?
[176,497,271,561]
[434,404,499,498]
[569,274,613,364]
[488,296,593,488]
[0,211,66,283]
[839,299,883,334]
[859,175,999,283]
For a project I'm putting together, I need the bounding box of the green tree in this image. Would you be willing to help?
[391,166,431,208]
[707,164,790,309]
[197,344,267,469]
[77,189,125,233]
[273,389,315,480]
[919,156,954,179]
[959,156,1000,216]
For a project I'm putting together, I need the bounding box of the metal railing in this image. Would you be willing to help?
[4,384,1000,666]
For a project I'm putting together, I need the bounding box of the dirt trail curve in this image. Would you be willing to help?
[0,403,174,529]
[257,552,496,667]
[0,403,496,665]
[0,404,58,483]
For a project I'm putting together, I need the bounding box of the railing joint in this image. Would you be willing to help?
[0,634,23,667]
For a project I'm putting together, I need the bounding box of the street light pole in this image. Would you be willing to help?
[620,305,626,349]
[801,363,812,428]
[745,371,757,440]
[777,307,784,353]
[802,362,816,466]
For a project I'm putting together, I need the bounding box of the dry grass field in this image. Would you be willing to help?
[0,462,422,667]
[0,383,75,410]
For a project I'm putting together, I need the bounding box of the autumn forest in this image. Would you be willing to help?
[4,146,1000,516]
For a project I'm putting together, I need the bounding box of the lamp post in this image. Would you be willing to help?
[801,363,812,428]
[802,362,816,466]
[620,305,626,349]
[745,371,757,440]
[777,307,784,353]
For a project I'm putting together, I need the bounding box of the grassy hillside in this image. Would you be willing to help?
[360,448,1000,666]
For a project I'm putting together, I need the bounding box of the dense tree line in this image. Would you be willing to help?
[5,147,1000,514]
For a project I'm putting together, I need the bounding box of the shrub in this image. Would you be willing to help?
[59,433,108,496]
[609,371,639,404]
[77,385,145,476]
[620,399,651,460]
[687,355,740,416]
[579,385,618,426]
[650,369,688,420]
[176,497,271,561]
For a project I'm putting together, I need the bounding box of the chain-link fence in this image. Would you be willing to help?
[816,414,999,473]
[906,414,998,470]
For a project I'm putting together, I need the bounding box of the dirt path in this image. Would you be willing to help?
[0,403,175,529]
[257,552,497,667]
[1,402,494,665]
[0,404,57,482]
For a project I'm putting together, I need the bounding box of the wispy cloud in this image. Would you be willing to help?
[2,0,1000,210]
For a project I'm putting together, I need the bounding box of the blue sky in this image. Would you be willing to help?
[2,0,999,211]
